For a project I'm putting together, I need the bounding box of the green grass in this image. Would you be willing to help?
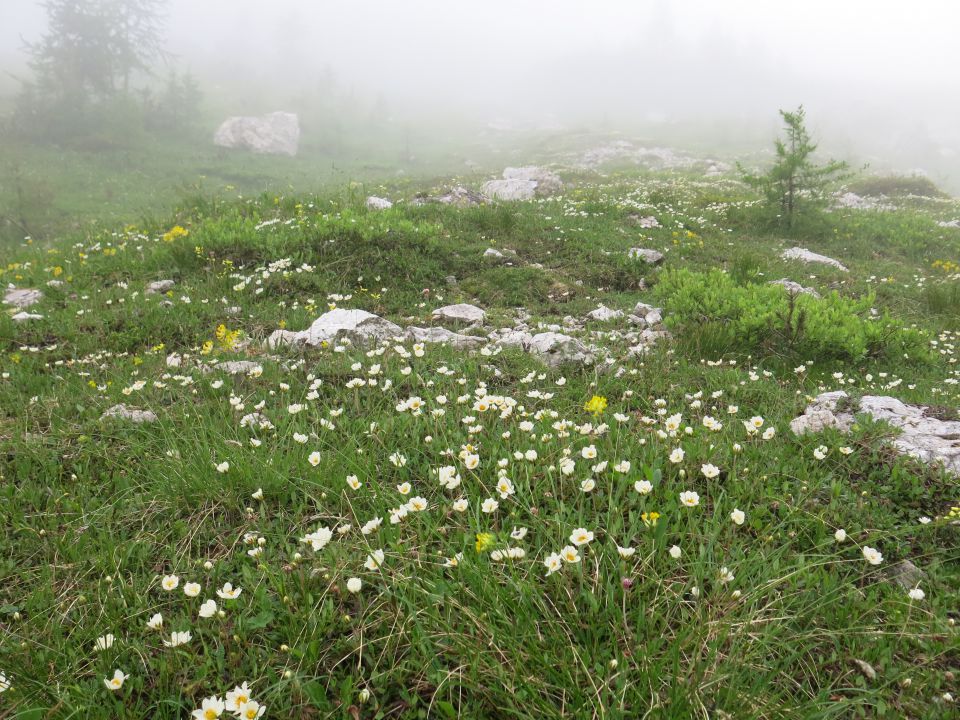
[1,163,959,719]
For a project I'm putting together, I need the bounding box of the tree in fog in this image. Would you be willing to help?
[24,0,168,107]
[740,106,849,229]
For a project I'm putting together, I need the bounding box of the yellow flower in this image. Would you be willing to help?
[162,225,189,242]
[641,511,660,528]
[475,533,495,553]
[200,340,214,355]
[584,395,608,416]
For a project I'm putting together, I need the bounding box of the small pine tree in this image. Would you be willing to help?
[740,106,848,229]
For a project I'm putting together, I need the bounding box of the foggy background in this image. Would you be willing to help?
[1,0,958,188]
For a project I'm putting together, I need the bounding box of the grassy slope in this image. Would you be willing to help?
[1,169,959,719]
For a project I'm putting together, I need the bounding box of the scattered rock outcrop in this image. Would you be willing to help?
[791,391,960,475]
[268,308,402,349]
[586,305,623,322]
[781,247,849,272]
[213,112,300,156]
[11,311,43,322]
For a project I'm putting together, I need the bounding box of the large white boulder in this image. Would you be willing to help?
[214,112,300,156]
[628,248,665,265]
[268,308,402,349]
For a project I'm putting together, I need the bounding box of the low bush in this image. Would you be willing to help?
[655,269,931,363]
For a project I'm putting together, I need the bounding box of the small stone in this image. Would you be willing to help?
[11,311,44,322]
[887,559,925,590]
[146,280,176,295]
[770,278,821,298]
[628,248,665,264]
[366,196,393,210]
[3,288,43,308]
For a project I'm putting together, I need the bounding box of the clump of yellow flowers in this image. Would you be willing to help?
[584,395,607,417]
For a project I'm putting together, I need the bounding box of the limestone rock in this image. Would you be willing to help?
[146,280,176,295]
[3,287,42,309]
[586,305,623,322]
[101,404,158,424]
[213,111,300,156]
[791,391,960,475]
[771,279,821,298]
[628,248,665,264]
[366,196,393,210]
[11,311,43,322]
[887,559,925,590]
[482,166,562,201]
[482,178,536,201]
[781,247,849,272]
[268,308,402,349]
[527,332,595,368]
[405,326,486,349]
[432,303,485,327]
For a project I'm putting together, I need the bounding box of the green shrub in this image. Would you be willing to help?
[655,269,931,363]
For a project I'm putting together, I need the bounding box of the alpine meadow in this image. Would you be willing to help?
[0,2,958,719]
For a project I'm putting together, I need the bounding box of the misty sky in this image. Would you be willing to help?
[3,0,959,177]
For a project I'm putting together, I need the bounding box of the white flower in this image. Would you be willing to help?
[347,577,363,593]
[226,682,253,712]
[614,460,631,473]
[679,491,700,507]
[161,574,179,591]
[364,549,385,570]
[669,448,685,464]
[813,445,828,460]
[634,479,653,494]
[183,582,201,597]
[191,695,225,719]
[862,545,883,565]
[164,630,192,647]
[907,587,925,601]
[308,451,321,467]
[544,553,563,576]
[251,488,263,500]
[293,432,308,443]
[302,526,333,551]
[730,508,745,525]
[104,669,127,691]
[216,461,230,473]
[580,478,596,492]
[834,528,847,542]
[718,566,735,584]
[481,497,499,513]
[701,463,720,479]
[560,546,581,563]
[0,672,9,693]
[237,700,266,719]
[617,545,635,559]
[569,528,594,546]
[199,599,218,618]
[581,444,597,460]
[217,582,242,600]
[146,613,163,630]
[94,633,115,652]
[668,545,682,559]
[452,498,469,512]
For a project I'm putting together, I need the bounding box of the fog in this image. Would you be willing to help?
[2,0,959,188]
